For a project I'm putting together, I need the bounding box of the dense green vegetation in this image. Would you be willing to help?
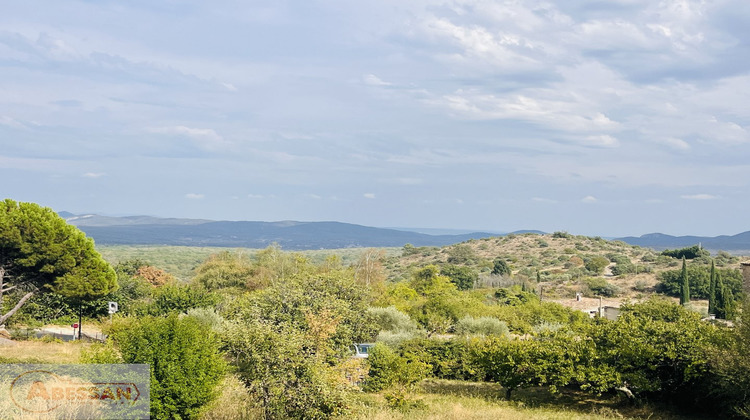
[4,201,750,419]
[0,199,117,327]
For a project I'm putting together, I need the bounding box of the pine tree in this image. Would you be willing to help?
[708,259,717,315]
[679,257,690,305]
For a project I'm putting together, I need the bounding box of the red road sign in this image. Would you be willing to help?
[72,323,79,328]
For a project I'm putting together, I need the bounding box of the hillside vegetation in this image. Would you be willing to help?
[98,232,743,308]
[6,219,749,419]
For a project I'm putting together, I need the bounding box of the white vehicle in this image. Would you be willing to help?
[352,343,374,358]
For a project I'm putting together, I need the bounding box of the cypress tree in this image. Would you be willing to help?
[708,259,717,315]
[680,257,690,305]
[715,272,735,319]
[715,272,725,319]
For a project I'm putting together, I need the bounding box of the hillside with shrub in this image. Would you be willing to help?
[4,208,749,419]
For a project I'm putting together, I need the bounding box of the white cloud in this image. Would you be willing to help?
[363,193,376,199]
[582,196,598,203]
[658,137,691,151]
[149,126,223,143]
[430,90,620,135]
[305,194,322,200]
[248,194,264,199]
[580,135,620,148]
[681,194,719,200]
[363,74,391,86]
[82,172,105,178]
[0,115,26,129]
[185,193,205,200]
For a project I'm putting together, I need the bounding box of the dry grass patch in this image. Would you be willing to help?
[349,380,712,420]
[0,339,90,364]
[198,375,261,420]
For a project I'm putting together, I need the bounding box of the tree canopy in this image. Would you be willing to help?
[0,199,117,325]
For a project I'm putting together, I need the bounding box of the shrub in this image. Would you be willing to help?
[113,314,226,420]
[633,280,649,292]
[582,278,620,297]
[661,245,710,260]
[584,256,610,275]
[454,316,509,337]
[365,343,429,392]
[79,341,123,364]
[446,244,477,265]
[552,231,573,239]
[223,320,350,419]
[376,330,424,347]
[148,284,220,316]
[398,338,477,381]
[494,287,537,306]
[611,262,635,276]
[185,307,226,333]
[440,265,478,290]
[491,259,512,276]
[367,306,419,333]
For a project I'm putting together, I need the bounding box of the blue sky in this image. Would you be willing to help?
[1,0,749,237]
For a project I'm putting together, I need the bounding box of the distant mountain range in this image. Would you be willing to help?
[615,231,750,252]
[61,213,501,250]
[60,212,750,252]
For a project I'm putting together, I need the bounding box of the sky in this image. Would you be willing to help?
[1,0,749,237]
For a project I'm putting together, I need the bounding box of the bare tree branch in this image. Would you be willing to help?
[0,291,34,326]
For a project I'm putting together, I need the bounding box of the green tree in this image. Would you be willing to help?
[408,266,460,333]
[367,306,419,334]
[113,314,226,420]
[0,199,117,326]
[474,334,608,399]
[440,264,478,291]
[454,316,509,337]
[708,260,717,315]
[223,320,351,419]
[680,257,690,305]
[661,245,710,260]
[714,273,735,320]
[148,284,220,316]
[365,343,429,392]
[658,265,743,300]
[711,300,750,417]
[491,258,511,276]
[591,298,718,399]
[446,244,477,265]
[230,270,377,359]
[584,256,609,275]
[193,251,259,291]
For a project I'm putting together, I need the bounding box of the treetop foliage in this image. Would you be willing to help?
[0,199,116,325]
[661,245,710,260]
